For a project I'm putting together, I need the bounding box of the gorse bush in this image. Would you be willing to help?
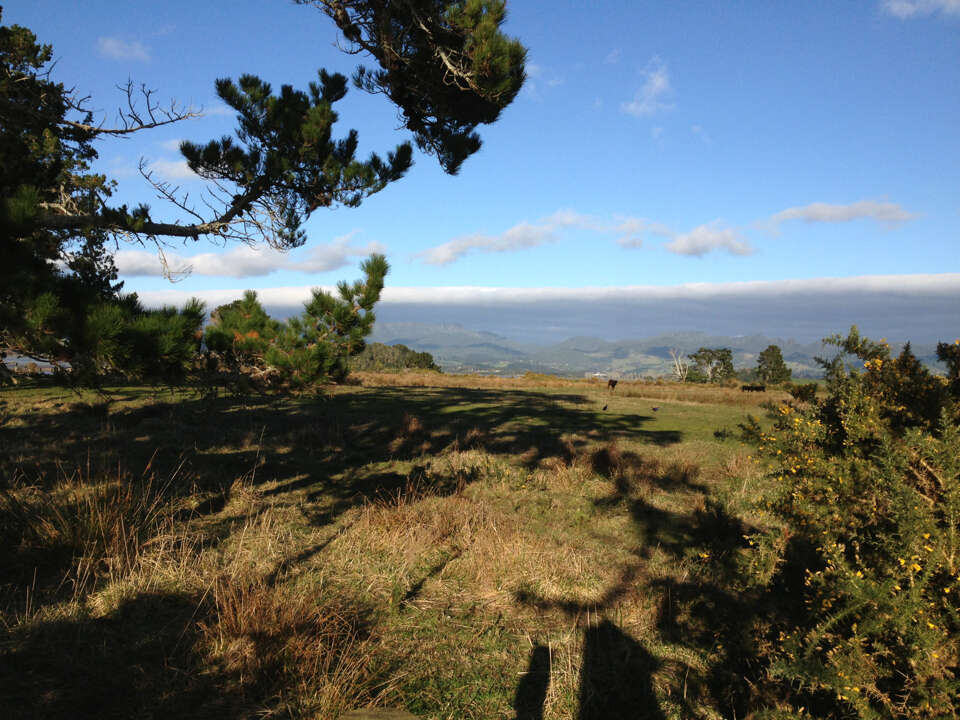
[743,329,960,718]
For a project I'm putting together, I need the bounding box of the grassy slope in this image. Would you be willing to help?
[0,374,785,719]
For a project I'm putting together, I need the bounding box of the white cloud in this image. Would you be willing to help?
[116,232,382,278]
[621,57,674,117]
[159,139,185,152]
[146,159,198,180]
[766,200,916,231]
[187,246,289,277]
[135,274,960,311]
[418,210,596,266]
[200,103,235,117]
[116,245,284,278]
[614,218,674,248]
[665,223,754,257]
[522,62,564,99]
[113,249,167,277]
[97,36,150,62]
[419,225,553,266]
[419,196,914,267]
[420,210,755,264]
[881,0,960,17]
[604,48,622,65]
[296,233,386,273]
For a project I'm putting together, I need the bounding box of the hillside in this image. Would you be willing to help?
[370,323,947,378]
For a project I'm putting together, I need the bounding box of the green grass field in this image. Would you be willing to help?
[0,373,788,719]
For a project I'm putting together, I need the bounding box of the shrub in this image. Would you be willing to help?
[204,290,281,364]
[743,328,960,718]
[350,342,441,372]
[787,382,818,404]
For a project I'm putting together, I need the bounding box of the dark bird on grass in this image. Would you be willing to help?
[652,407,660,412]
[602,404,608,411]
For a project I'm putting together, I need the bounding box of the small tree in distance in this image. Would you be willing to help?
[669,348,689,382]
[201,257,389,390]
[756,344,792,384]
[689,347,735,383]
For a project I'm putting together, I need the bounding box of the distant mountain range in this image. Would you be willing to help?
[369,322,948,378]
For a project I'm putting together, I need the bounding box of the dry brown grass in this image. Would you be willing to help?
[351,370,590,390]
[199,572,385,717]
[352,370,790,407]
[2,376,766,718]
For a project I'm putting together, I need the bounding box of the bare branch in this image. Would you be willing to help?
[64,80,202,135]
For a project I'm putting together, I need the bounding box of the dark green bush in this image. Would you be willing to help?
[350,342,441,372]
[787,382,818,404]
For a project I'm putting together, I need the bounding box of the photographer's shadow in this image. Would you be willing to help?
[513,622,665,720]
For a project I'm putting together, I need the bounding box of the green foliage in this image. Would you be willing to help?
[935,340,960,399]
[788,382,819,404]
[757,344,792,384]
[744,327,960,718]
[0,11,123,368]
[305,0,527,174]
[204,291,282,363]
[351,342,441,372]
[70,296,205,384]
[180,70,413,247]
[266,254,388,387]
[690,347,735,384]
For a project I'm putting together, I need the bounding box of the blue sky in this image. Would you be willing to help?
[6,1,960,342]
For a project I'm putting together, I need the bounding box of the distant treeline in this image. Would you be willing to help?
[351,343,441,372]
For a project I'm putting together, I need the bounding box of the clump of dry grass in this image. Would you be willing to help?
[199,572,385,717]
[0,457,180,604]
[388,411,428,454]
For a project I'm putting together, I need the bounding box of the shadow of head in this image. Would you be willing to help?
[577,620,666,720]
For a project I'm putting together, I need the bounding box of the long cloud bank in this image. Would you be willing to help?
[136,273,960,344]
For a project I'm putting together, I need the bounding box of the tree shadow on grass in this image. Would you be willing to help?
[0,592,229,720]
[3,385,683,546]
[2,579,384,720]
[3,382,696,715]
[511,443,764,718]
